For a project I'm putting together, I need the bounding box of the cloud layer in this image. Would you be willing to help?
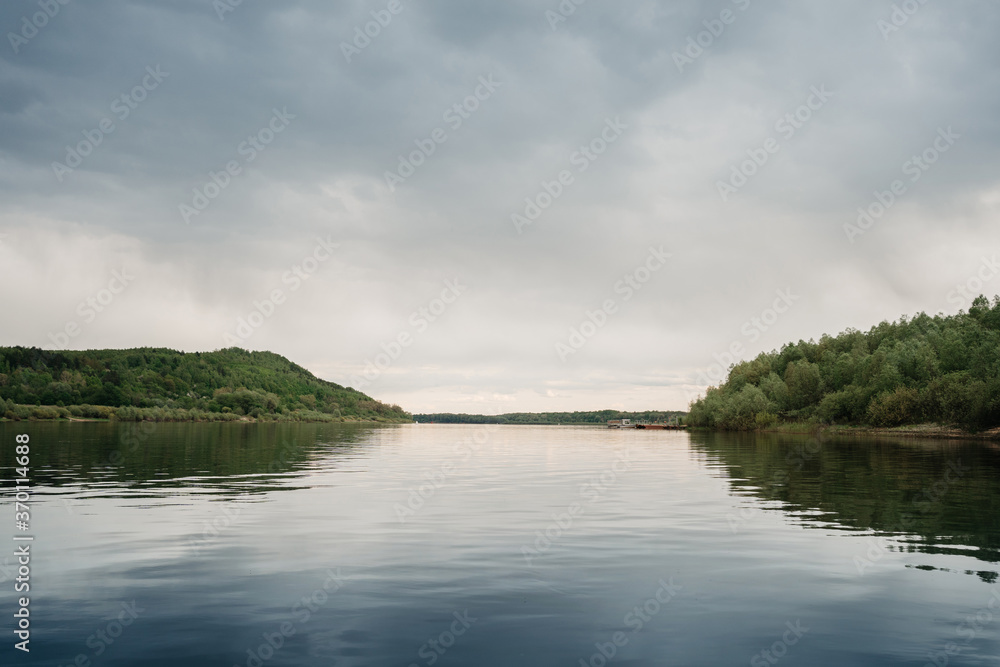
[2,0,999,413]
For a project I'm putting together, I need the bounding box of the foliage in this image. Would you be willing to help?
[0,347,410,423]
[688,295,1000,431]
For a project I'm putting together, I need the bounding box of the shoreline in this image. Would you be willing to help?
[701,422,1000,441]
[0,415,412,425]
[7,416,1000,440]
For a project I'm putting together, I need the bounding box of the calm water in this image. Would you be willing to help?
[1,422,999,666]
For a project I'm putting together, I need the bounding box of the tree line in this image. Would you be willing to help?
[0,346,410,423]
[414,410,686,425]
[688,295,1000,431]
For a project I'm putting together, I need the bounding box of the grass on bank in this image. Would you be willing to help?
[687,419,1000,440]
[0,402,409,423]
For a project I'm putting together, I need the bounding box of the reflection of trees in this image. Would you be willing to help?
[0,422,386,496]
[689,431,1000,564]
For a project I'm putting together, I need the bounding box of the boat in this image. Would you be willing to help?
[634,421,687,430]
[609,419,687,430]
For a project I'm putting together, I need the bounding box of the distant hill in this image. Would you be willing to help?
[0,346,410,423]
[414,410,686,425]
[688,295,1000,431]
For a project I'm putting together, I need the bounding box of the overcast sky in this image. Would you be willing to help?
[1,0,998,414]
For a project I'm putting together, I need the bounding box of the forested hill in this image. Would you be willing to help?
[0,347,410,423]
[414,410,686,425]
[688,296,1000,432]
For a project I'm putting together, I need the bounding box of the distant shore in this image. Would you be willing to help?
[9,408,997,440]
[413,410,686,426]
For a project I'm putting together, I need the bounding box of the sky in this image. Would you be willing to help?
[1,0,998,414]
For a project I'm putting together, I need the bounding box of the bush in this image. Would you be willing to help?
[30,406,59,420]
[754,412,778,429]
[816,385,871,424]
[922,372,989,427]
[759,373,790,413]
[785,360,823,410]
[716,385,774,430]
[867,387,922,427]
[114,406,143,422]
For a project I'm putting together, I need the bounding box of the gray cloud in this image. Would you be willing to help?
[2,0,999,412]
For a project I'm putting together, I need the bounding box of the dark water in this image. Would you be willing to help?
[1,422,999,666]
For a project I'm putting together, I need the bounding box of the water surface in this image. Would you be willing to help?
[2,422,999,665]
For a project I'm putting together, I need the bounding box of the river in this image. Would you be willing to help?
[1,422,998,665]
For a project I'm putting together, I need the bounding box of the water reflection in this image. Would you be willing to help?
[0,421,390,498]
[689,430,1000,570]
[1,423,998,665]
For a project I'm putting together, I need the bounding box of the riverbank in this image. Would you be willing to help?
[752,421,1000,441]
[0,403,411,424]
[2,417,411,424]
